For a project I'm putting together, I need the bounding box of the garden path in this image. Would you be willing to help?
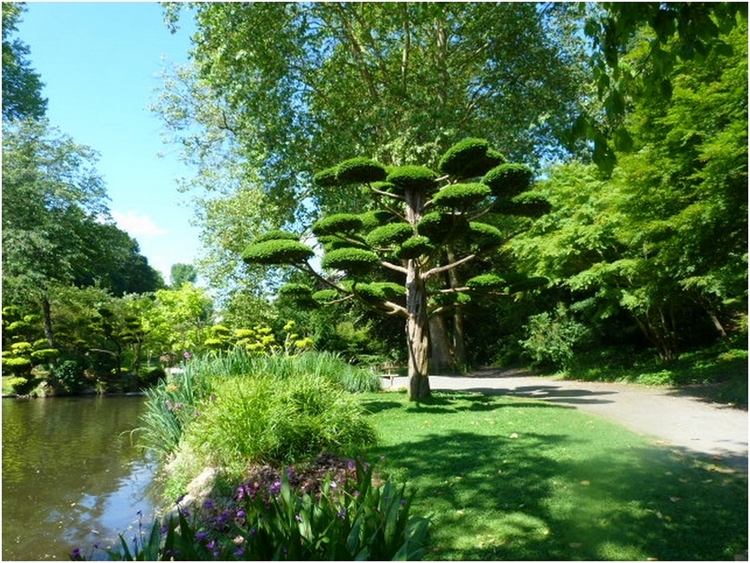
[386,369,748,472]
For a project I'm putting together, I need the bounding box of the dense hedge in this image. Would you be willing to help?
[312,213,364,237]
[365,223,413,248]
[432,182,492,208]
[321,247,381,275]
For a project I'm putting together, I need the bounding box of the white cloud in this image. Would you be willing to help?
[111,210,167,237]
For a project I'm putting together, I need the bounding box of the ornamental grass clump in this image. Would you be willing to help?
[184,372,377,476]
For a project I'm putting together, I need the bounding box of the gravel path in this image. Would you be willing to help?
[385,368,748,472]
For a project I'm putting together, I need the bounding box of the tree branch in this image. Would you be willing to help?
[423,253,477,280]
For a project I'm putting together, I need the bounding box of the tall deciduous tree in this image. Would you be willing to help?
[242,139,549,400]
[2,2,47,121]
[154,2,587,296]
[2,119,162,344]
[511,20,747,360]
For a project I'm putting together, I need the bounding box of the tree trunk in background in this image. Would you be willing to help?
[429,315,455,373]
[41,296,55,349]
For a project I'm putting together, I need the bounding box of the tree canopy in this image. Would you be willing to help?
[2,2,47,121]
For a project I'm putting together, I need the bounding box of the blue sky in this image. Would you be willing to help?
[16,2,200,283]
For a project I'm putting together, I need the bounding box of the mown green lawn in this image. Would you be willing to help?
[359,390,747,561]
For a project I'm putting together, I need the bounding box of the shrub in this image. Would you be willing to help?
[312,213,364,236]
[432,182,492,208]
[51,359,87,393]
[519,304,590,369]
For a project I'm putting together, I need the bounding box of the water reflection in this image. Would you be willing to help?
[2,396,161,560]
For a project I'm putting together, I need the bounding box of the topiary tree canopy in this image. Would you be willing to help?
[242,138,549,400]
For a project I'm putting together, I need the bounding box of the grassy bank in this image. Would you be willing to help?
[361,390,748,561]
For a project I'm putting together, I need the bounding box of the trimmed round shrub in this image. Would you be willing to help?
[335,157,388,184]
[2,356,32,375]
[279,284,314,299]
[417,211,465,242]
[32,338,49,350]
[365,222,413,248]
[5,321,30,333]
[386,165,437,192]
[355,282,405,302]
[252,230,301,244]
[467,273,508,292]
[320,237,369,252]
[10,341,32,355]
[322,247,380,275]
[243,239,314,265]
[483,163,533,197]
[313,166,340,187]
[394,236,435,259]
[495,192,552,218]
[467,221,504,249]
[358,209,393,230]
[312,289,341,304]
[438,138,498,177]
[432,182,492,208]
[438,138,488,173]
[30,348,59,364]
[312,213,363,237]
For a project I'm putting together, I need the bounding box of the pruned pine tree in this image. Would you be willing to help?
[242,139,549,400]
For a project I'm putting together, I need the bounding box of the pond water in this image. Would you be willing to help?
[2,396,161,560]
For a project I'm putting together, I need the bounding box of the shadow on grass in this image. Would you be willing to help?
[364,394,748,561]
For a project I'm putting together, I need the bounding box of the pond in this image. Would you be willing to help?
[2,396,161,560]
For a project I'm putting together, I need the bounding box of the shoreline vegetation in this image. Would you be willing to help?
[62,348,747,561]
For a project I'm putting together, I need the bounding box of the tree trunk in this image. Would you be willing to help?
[445,246,466,367]
[429,315,454,373]
[41,296,55,348]
[405,259,431,401]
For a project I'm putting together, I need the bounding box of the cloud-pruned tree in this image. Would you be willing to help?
[242,139,549,400]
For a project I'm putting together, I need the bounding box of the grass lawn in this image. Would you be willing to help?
[359,390,748,561]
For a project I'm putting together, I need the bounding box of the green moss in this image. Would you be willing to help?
[365,222,413,248]
[432,182,492,208]
[242,239,314,265]
[335,157,388,184]
[322,247,381,275]
[483,163,533,197]
[312,213,364,237]
[386,165,437,192]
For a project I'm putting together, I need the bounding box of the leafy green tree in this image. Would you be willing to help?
[572,2,747,173]
[143,283,214,356]
[243,139,549,400]
[154,2,588,299]
[2,2,47,121]
[2,119,163,345]
[2,119,109,345]
[170,263,198,288]
[512,20,747,361]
